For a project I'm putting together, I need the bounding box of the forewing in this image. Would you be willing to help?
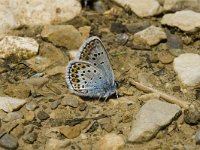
[78,36,115,84]
[66,60,107,97]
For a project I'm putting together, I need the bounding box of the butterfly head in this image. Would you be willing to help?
[103,80,118,99]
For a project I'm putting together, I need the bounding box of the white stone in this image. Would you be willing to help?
[0,36,39,59]
[41,25,84,49]
[161,10,200,32]
[163,0,200,12]
[173,53,200,86]
[0,6,18,38]
[45,138,71,150]
[68,50,79,59]
[0,96,26,112]
[96,133,125,150]
[14,0,81,25]
[0,0,81,36]
[113,0,163,17]
[133,25,167,46]
[26,42,65,72]
[128,99,181,143]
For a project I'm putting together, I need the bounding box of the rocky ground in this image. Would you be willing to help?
[0,0,200,150]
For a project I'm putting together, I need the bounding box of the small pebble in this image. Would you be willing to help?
[158,51,174,64]
[10,124,24,138]
[195,89,200,100]
[150,53,159,63]
[49,118,65,127]
[172,86,181,92]
[24,124,34,134]
[93,0,106,13]
[61,95,79,108]
[60,126,81,139]
[50,101,61,109]
[168,49,183,57]
[182,36,192,45]
[167,34,183,49]
[26,101,38,111]
[37,111,50,120]
[24,111,35,122]
[115,33,129,45]
[110,22,127,33]
[0,133,18,149]
[96,133,125,150]
[99,118,114,132]
[23,132,37,144]
[79,102,87,111]
[4,112,23,122]
[126,21,150,34]
[195,130,200,145]
[184,106,200,125]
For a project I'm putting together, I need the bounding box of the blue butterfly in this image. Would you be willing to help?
[66,36,117,99]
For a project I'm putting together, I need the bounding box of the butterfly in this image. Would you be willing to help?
[66,36,117,99]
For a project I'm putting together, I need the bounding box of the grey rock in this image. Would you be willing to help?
[24,124,34,134]
[49,118,65,127]
[23,132,37,144]
[25,101,38,111]
[184,106,200,125]
[93,0,106,13]
[0,133,18,149]
[50,101,61,110]
[115,33,129,45]
[166,33,183,49]
[196,130,200,145]
[61,95,79,108]
[126,21,151,34]
[128,99,181,143]
[110,22,127,33]
[4,112,23,122]
[37,111,50,120]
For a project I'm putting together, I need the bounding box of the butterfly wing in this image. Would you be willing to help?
[77,36,115,85]
[66,60,110,98]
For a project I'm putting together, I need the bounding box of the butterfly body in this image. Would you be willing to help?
[66,36,117,99]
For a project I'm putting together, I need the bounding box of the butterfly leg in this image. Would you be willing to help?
[98,96,101,101]
[103,95,109,102]
[115,90,119,99]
